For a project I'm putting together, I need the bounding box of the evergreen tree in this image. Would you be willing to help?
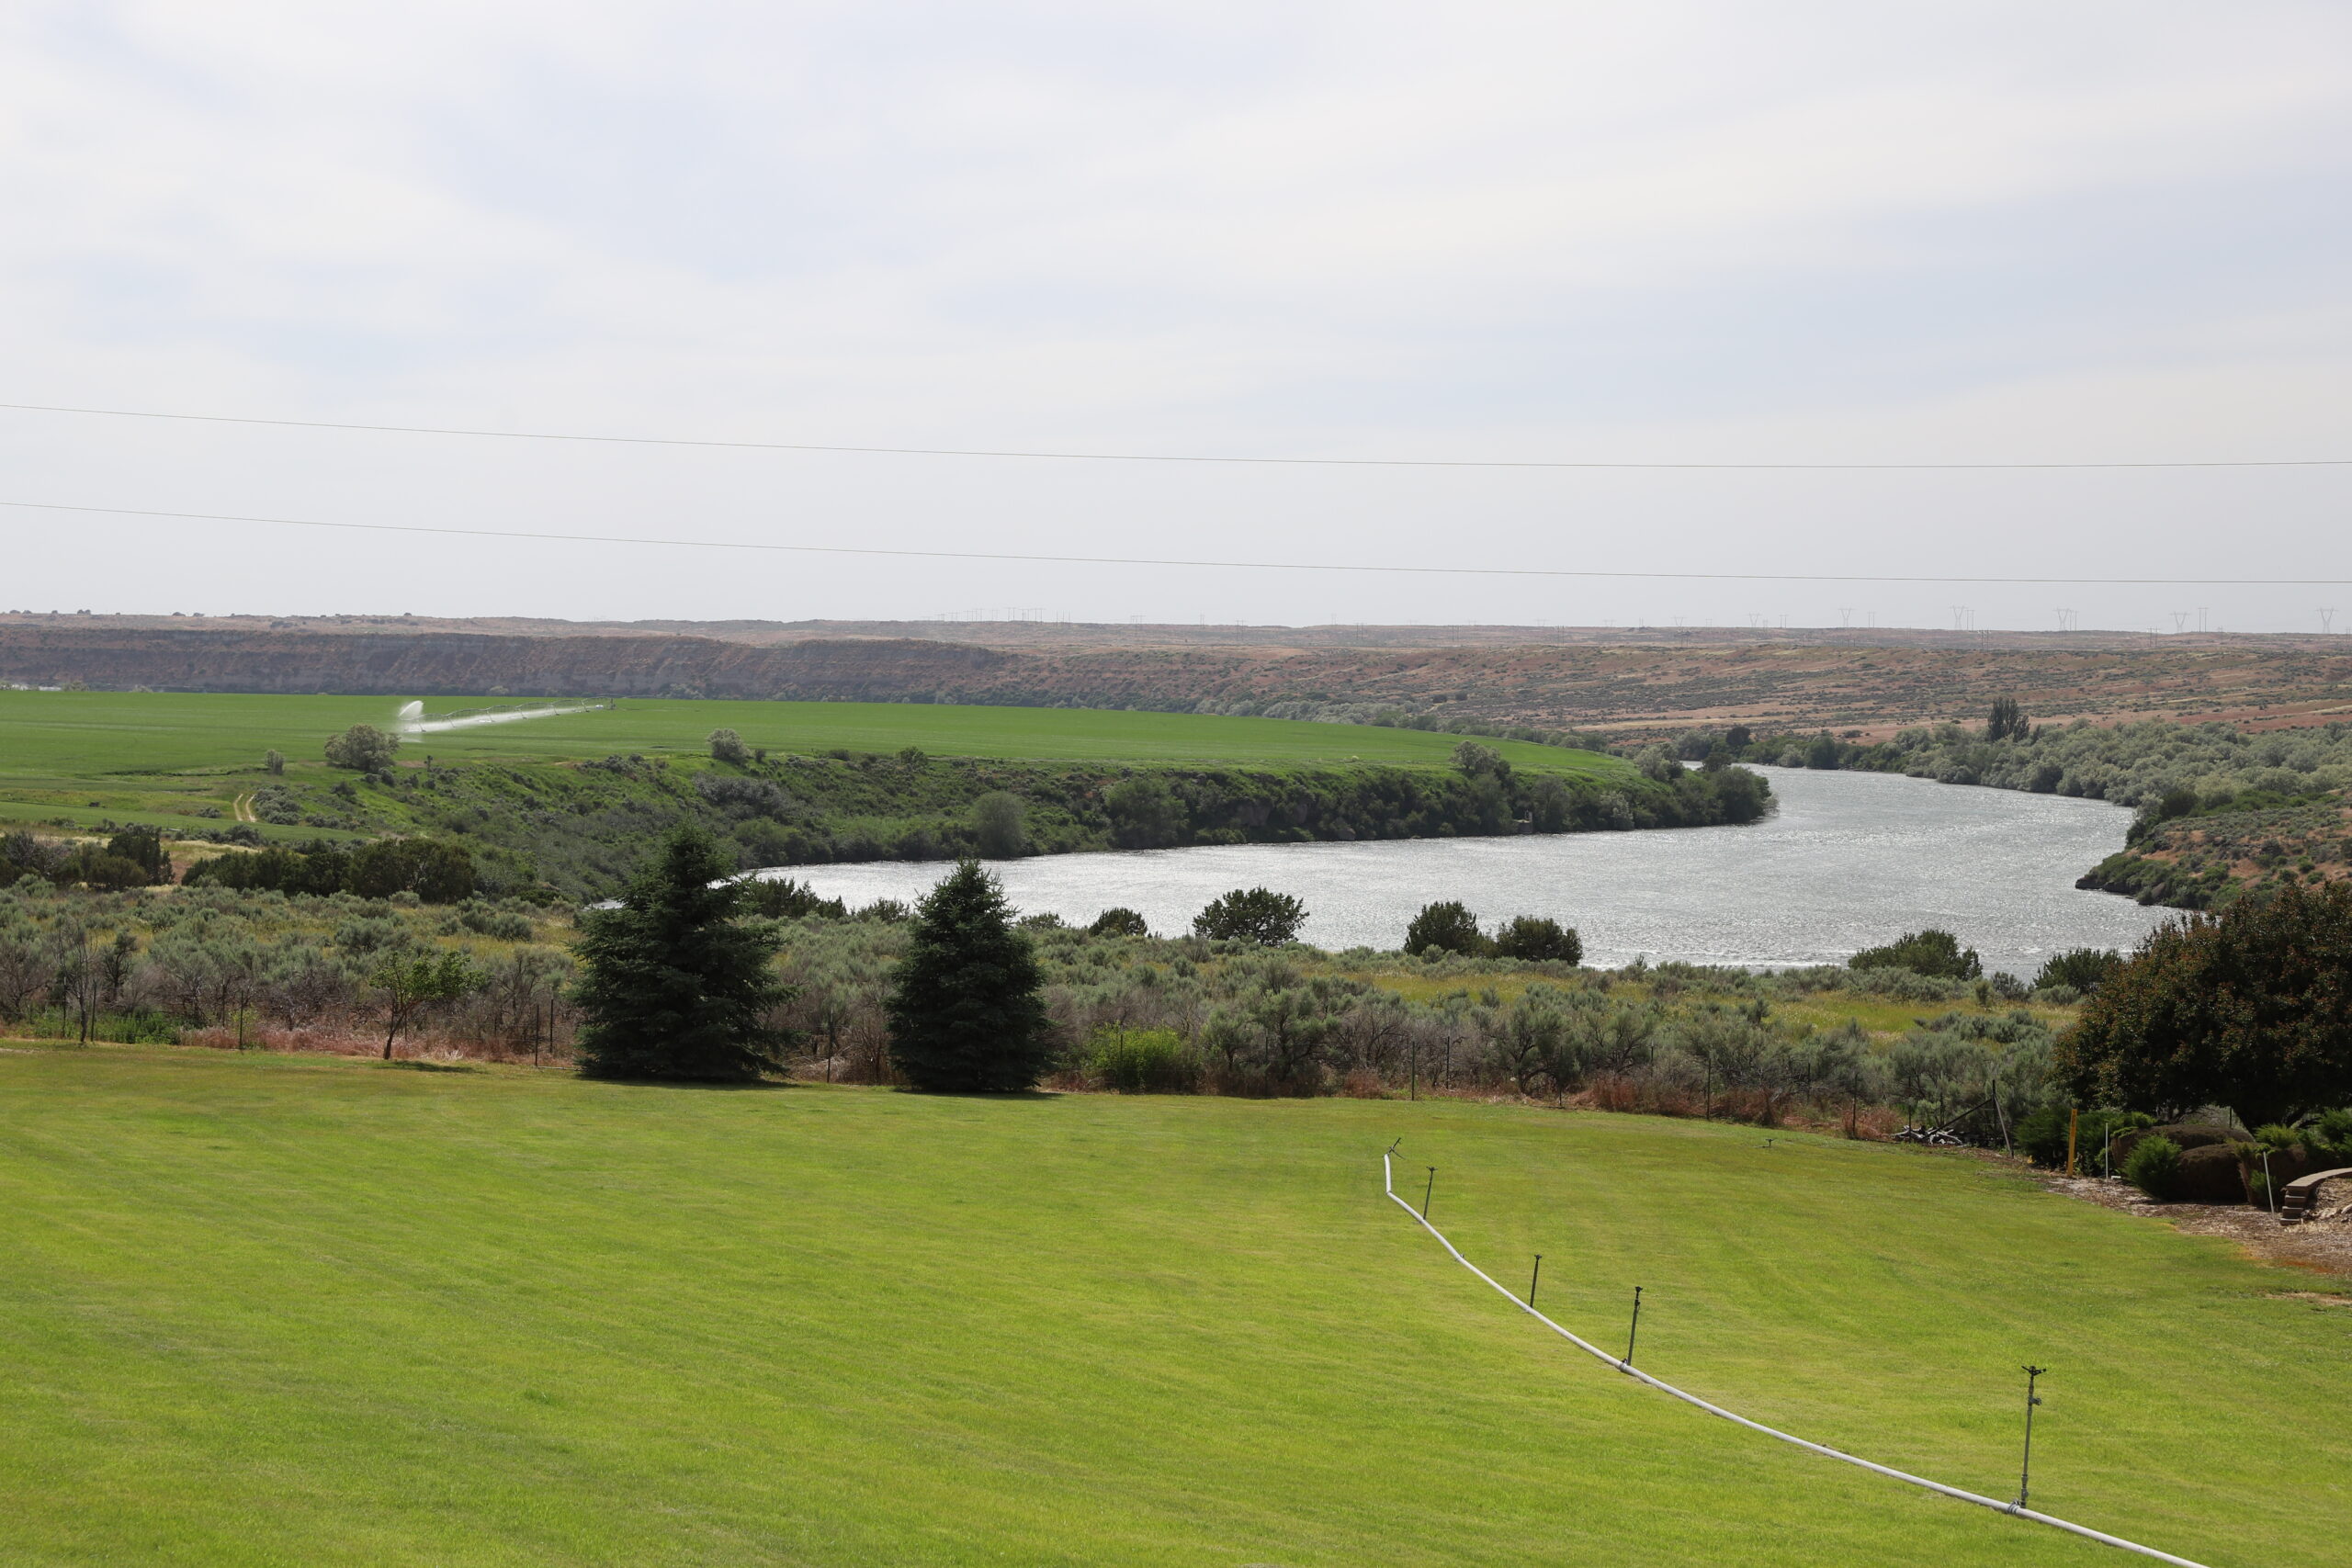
[572,825,793,1080]
[886,861,1052,1091]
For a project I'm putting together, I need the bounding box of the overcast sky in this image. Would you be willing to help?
[4,2,2347,632]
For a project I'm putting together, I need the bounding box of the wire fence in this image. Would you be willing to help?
[1381,1151,2212,1568]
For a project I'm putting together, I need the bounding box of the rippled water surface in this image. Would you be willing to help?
[777,768,2174,976]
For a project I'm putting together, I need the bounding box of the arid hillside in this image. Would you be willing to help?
[6,615,2350,738]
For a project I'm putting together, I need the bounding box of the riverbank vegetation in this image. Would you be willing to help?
[0,691,1770,901]
[0,873,2068,1142]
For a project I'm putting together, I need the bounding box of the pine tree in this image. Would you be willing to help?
[572,824,793,1080]
[886,861,1052,1092]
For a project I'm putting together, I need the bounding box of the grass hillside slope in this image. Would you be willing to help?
[2,1045,2338,1565]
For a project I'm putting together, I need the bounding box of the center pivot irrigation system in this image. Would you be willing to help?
[391,699,614,736]
[1380,1148,2212,1567]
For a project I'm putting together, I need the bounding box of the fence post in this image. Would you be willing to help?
[1420,1167,1437,1220]
[1623,1285,1643,1366]
[1527,1255,1543,1307]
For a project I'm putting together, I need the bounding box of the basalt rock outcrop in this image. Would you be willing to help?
[0,626,1012,702]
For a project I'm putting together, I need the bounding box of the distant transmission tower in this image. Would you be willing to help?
[2170,611,2189,633]
[2322,608,2337,634]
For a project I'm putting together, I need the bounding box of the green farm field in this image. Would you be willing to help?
[0,690,1621,775]
[2,1043,2337,1566]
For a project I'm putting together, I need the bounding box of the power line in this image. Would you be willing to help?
[3,400,2347,471]
[6,497,2348,587]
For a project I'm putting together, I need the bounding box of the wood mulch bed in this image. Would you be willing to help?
[2035,1170,2352,1280]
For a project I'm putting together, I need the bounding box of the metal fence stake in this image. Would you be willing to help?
[1527,1254,1543,1307]
[2017,1365,2046,1509]
[1420,1167,1437,1220]
[1623,1285,1643,1366]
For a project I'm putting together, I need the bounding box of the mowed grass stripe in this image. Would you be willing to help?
[0,691,1623,776]
[1,1046,2333,1565]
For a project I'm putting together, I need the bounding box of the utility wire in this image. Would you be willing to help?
[2,400,2346,471]
[6,498,2346,587]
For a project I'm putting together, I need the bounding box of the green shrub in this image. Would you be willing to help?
[1088,1027,1197,1093]
[743,877,847,919]
[1088,907,1149,938]
[2016,1105,2069,1167]
[2033,947,2122,993]
[2254,1122,2302,1153]
[98,1010,181,1045]
[971,791,1031,859]
[2310,1107,2352,1161]
[1405,900,1488,957]
[1849,930,1982,980]
[458,905,534,942]
[1193,887,1306,946]
[2018,1106,2160,1170]
[324,724,399,772]
[2124,1134,2183,1201]
[1493,915,1580,964]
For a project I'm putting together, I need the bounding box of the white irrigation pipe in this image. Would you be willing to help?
[394,702,610,736]
[1382,1152,2213,1568]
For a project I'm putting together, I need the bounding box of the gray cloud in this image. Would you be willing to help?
[2,1,2347,632]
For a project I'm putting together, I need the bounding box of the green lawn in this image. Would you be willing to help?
[0,691,1619,776]
[1,1046,2335,1565]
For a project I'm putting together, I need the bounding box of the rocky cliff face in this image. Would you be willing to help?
[0,626,1012,701]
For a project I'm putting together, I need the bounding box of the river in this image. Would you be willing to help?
[769,768,2175,977]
